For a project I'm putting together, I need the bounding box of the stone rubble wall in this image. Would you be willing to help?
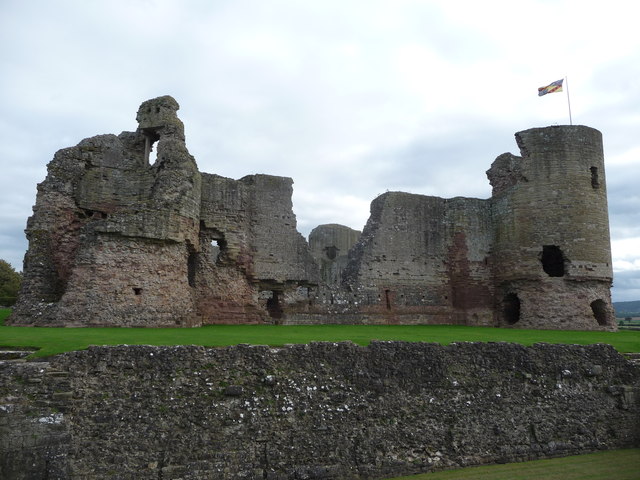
[308,193,494,325]
[1,342,638,479]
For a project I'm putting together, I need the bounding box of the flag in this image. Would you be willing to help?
[538,79,563,96]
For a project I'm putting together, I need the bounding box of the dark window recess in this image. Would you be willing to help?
[187,252,197,288]
[324,245,339,260]
[503,293,521,325]
[385,289,392,310]
[541,245,565,277]
[133,288,143,295]
[590,166,600,188]
[590,299,609,326]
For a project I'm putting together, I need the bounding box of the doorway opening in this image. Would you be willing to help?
[266,291,283,320]
[503,293,521,325]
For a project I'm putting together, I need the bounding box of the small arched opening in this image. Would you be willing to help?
[590,299,609,326]
[503,293,521,325]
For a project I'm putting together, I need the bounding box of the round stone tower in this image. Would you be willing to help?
[488,125,615,330]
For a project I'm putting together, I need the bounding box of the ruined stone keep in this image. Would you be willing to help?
[9,96,615,329]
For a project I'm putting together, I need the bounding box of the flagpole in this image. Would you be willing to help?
[565,76,573,125]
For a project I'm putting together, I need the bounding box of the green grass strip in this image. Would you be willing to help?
[387,448,640,479]
[2,308,640,358]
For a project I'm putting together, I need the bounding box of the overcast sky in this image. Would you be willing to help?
[1,0,639,301]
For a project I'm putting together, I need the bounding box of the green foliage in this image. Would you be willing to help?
[617,317,640,330]
[0,259,21,306]
[1,322,639,359]
[0,308,11,325]
[387,449,640,480]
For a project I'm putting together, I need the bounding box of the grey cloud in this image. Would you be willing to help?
[612,270,640,302]
[1,0,639,301]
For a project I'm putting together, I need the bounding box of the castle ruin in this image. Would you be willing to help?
[9,96,616,330]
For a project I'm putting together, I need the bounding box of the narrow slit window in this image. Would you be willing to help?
[590,166,600,189]
[385,289,392,310]
[187,251,197,288]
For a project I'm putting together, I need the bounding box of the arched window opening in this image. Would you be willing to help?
[541,245,565,277]
[503,293,521,325]
[590,299,609,326]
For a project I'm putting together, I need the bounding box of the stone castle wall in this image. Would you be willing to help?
[9,96,616,329]
[1,343,638,479]
[309,223,361,287]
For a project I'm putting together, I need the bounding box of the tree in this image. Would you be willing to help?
[0,259,21,306]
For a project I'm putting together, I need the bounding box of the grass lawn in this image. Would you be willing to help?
[2,308,639,478]
[2,308,640,358]
[388,449,640,480]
